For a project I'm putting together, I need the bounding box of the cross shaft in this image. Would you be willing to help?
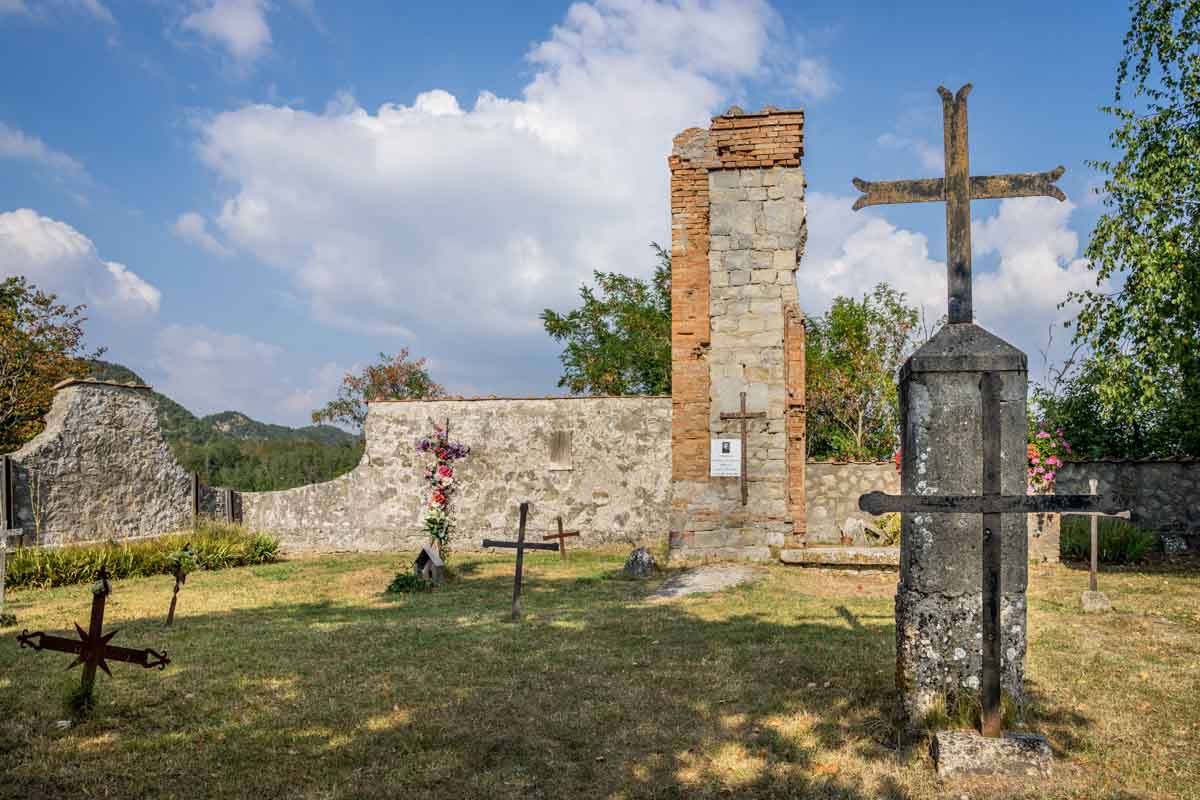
[851,84,1066,324]
[719,391,766,506]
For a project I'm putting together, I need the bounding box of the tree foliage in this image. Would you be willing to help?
[541,243,671,396]
[1067,0,1200,455]
[174,437,364,492]
[311,349,444,432]
[0,277,101,452]
[805,284,920,461]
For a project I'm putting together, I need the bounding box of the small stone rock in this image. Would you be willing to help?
[54,720,72,731]
[623,547,658,579]
[1162,535,1187,556]
[932,730,1053,779]
[1080,590,1112,613]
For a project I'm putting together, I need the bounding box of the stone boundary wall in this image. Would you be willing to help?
[241,396,671,552]
[7,380,194,546]
[1058,459,1200,547]
[803,461,898,544]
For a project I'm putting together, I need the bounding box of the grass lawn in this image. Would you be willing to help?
[1,549,1197,799]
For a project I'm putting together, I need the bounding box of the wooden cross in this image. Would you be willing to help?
[17,568,170,696]
[859,373,1126,738]
[1,456,20,620]
[852,84,1066,324]
[482,502,559,620]
[719,392,766,505]
[1061,478,1131,594]
[543,517,580,560]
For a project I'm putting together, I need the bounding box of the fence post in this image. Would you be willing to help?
[191,472,200,530]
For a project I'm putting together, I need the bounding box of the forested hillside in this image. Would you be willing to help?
[87,361,363,491]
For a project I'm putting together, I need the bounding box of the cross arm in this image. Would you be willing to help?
[858,491,1128,516]
[101,644,171,670]
[17,630,83,655]
[718,411,767,420]
[850,167,1066,211]
[481,539,560,552]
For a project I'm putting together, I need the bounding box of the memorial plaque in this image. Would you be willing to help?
[709,439,741,477]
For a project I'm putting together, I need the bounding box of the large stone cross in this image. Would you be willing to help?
[859,372,1126,737]
[852,84,1066,323]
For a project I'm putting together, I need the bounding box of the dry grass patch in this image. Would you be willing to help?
[0,551,1196,799]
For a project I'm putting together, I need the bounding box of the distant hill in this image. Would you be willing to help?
[86,360,362,492]
[87,360,357,446]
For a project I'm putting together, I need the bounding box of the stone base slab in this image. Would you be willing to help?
[1080,590,1112,613]
[779,546,898,567]
[932,730,1052,779]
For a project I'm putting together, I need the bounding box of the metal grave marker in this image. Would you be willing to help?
[1061,478,1130,608]
[17,568,170,697]
[859,373,1126,737]
[852,83,1066,324]
[482,502,558,620]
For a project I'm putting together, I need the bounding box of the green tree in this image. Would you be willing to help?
[1067,0,1200,455]
[541,243,671,396]
[0,277,102,452]
[805,284,920,461]
[312,350,444,432]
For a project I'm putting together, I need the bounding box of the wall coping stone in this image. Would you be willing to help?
[370,395,671,404]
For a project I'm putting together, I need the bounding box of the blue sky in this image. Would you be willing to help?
[0,0,1132,424]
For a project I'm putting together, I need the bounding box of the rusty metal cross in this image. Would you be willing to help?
[483,502,559,620]
[852,84,1066,324]
[17,568,170,696]
[543,516,580,560]
[719,392,766,506]
[859,373,1126,738]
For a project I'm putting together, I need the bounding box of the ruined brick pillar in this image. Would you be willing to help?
[668,107,807,561]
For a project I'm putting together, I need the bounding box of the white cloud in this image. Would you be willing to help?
[791,56,836,100]
[280,360,350,419]
[171,211,231,257]
[181,0,271,64]
[0,121,86,178]
[876,132,942,172]
[153,323,282,416]
[0,208,160,316]
[196,0,801,387]
[0,0,113,22]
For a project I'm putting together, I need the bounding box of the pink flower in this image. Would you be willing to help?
[437,465,453,478]
[1046,456,1059,466]
[1031,455,1040,464]
[1036,431,1051,439]
[1035,466,1045,474]
[1044,471,1055,482]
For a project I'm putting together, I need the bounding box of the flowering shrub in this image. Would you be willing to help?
[1028,427,1072,493]
[415,425,470,561]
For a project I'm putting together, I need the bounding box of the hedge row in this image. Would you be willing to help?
[5,521,280,590]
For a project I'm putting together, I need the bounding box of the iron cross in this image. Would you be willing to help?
[859,373,1125,738]
[482,502,559,620]
[543,516,580,560]
[719,392,767,506]
[17,568,170,696]
[852,84,1066,323]
[1062,478,1131,594]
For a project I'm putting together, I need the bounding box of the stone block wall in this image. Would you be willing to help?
[669,107,808,562]
[804,461,899,544]
[1058,459,1200,548]
[7,380,193,546]
[242,396,671,552]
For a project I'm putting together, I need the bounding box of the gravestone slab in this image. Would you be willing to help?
[1079,590,1112,613]
[649,565,764,601]
[932,730,1052,778]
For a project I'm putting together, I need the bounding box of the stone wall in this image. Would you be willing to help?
[241,396,671,552]
[7,380,193,546]
[1058,459,1200,548]
[803,461,899,544]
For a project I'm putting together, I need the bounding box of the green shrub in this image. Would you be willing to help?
[385,572,428,594]
[4,520,280,590]
[1060,516,1156,564]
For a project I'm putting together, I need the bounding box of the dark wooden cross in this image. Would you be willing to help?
[851,84,1066,324]
[482,502,558,620]
[859,373,1127,737]
[543,516,580,560]
[719,392,766,505]
[17,568,170,696]
[1062,478,1131,593]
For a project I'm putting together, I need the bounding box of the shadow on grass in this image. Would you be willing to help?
[0,559,1096,800]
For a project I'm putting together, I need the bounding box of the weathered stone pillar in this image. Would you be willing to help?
[896,323,1029,725]
[668,107,807,561]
